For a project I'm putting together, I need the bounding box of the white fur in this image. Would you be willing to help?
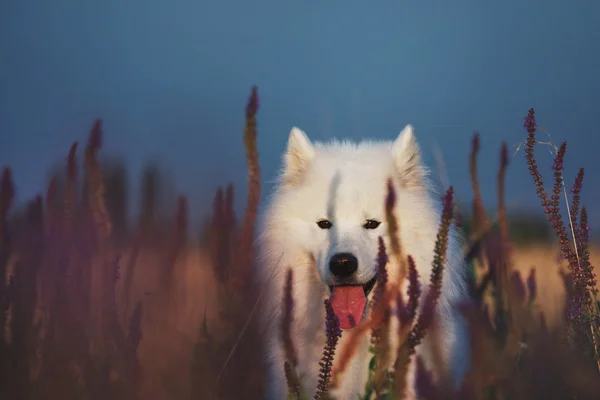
[256,125,470,399]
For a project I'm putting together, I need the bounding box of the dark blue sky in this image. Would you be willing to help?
[2,0,599,228]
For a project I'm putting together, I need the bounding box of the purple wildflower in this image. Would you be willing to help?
[406,255,421,325]
[524,108,537,133]
[281,269,298,367]
[246,85,259,118]
[510,270,526,304]
[527,268,537,303]
[314,299,342,399]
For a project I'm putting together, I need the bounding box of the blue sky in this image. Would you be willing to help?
[1,0,599,228]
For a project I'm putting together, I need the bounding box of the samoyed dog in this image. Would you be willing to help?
[256,125,470,399]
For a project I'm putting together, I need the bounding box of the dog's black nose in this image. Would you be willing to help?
[329,253,358,278]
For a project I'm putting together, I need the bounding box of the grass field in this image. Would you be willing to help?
[120,244,600,399]
[1,89,599,399]
[4,242,595,399]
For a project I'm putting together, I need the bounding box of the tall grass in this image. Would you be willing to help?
[0,90,598,400]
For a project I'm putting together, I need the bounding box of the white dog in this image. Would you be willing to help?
[256,125,470,399]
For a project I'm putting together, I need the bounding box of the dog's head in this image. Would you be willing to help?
[276,125,427,329]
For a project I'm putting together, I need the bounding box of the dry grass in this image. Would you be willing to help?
[72,243,600,398]
[4,241,595,398]
[510,245,600,327]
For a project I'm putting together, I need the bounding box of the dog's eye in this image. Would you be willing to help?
[363,219,381,230]
[317,219,333,229]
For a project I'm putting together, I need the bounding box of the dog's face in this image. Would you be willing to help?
[276,125,426,328]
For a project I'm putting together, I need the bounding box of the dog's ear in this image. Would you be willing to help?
[391,124,425,188]
[283,127,316,185]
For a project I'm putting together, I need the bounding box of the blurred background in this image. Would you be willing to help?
[2,0,599,227]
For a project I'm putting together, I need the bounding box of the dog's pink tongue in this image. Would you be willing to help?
[330,286,366,330]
